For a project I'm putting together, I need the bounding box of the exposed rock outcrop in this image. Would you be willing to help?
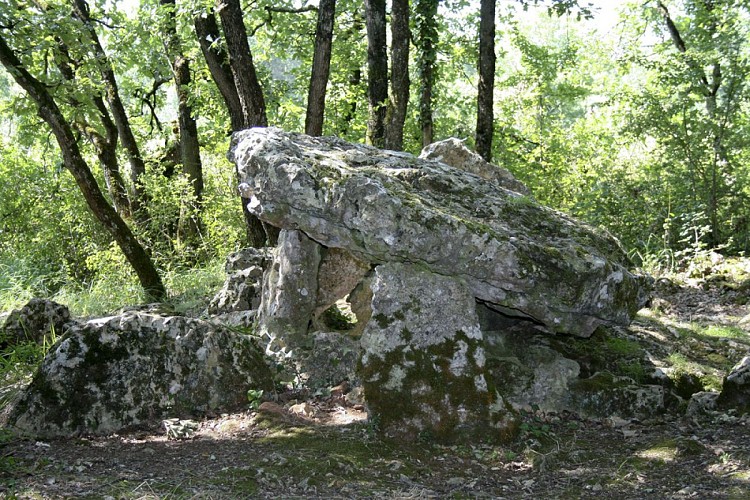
[4,313,274,437]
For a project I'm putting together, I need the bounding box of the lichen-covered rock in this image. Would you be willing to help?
[209,266,265,314]
[687,391,719,417]
[482,315,670,418]
[224,246,272,273]
[209,247,271,315]
[1,299,73,348]
[485,330,580,412]
[290,331,361,389]
[230,127,647,337]
[570,372,665,418]
[717,356,750,413]
[256,229,322,351]
[359,262,517,443]
[3,312,274,437]
[313,247,370,321]
[419,138,531,196]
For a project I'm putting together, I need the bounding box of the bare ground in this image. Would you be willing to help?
[2,259,750,499]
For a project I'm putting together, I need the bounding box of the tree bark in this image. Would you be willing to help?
[161,0,204,243]
[0,34,166,301]
[213,0,277,247]
[475,0,496,162]
[385,0,410,151]
[88,96,132,217]
[54,37,131,217]
[194,11,245,132]
[364,0,387,148]
[415,0,438,147]
[216,0,268,128]
[71,0,148,215]
[305,0,336,136]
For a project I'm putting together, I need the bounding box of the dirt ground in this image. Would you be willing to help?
[2,259,750,499]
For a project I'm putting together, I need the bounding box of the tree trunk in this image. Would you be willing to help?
[162,0,204,243]
[55,39,131,217]
[88,96,132,217]
[216,0,268,128]
[305,0,336,136]
[475,0,496,162]
[385,0,410,151]
[214,0,277,247]
[415,0,438,147]
[72,0,148,216]
[194,11,245,132]
[0,35,166,301]
[364,0,387,148]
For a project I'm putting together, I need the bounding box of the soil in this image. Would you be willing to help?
[2,259,750,499]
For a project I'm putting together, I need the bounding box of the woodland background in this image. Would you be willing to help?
[0,0,748,313]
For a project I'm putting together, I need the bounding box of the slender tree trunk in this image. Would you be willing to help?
[385,0,410,151]
[415,0,438,147]
[216,0,268,128]
[214,0,277,247]
[72,0,148,215]
[305,0,337,136]
[0,35,166,301]
[89,96,131,217]
[55,39,131,217]
[475,0,496,162]
[194,11,245,132]
[364,0,388,148]
[162,0,204,243]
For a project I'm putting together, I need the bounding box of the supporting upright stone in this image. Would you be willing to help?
[255,229,322,352]
[359,262,517,443]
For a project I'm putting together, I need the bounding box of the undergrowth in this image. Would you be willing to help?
[1,258,225,318]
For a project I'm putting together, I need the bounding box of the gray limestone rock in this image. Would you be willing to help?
[256,229,322,352]
[230,127,648,337]
[485,330,581,412]
[359,262,517,443]
[224,247,272,273]
[313,247,370,321]
[687,391,720,417]
[569,372,665,418]
[1,299,73,348]
[3,312,274,437]
[209,247,271,316]
[419,137,531,196]
[208,266,265,315]
[717,356,750,413]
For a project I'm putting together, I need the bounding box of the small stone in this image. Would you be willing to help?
[258,402,285,416]
[289,402,315,417]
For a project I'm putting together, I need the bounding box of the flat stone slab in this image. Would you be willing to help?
[230,128,648,337]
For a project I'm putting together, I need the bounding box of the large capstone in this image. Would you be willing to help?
[359,262,517,442]
[3,313,274,437]
[230,127,648,337]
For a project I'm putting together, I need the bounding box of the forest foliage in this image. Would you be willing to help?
[1,0,750,310]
